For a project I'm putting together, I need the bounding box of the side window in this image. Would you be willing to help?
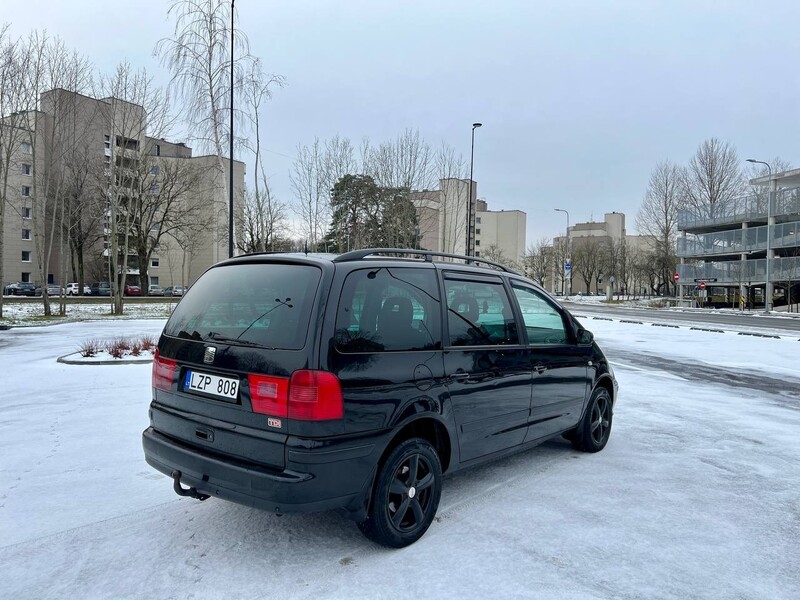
[512,284,569,344]
[444,276,519,346]
[335,267,441,352]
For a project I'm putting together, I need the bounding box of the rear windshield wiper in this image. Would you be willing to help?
[206,332,265,347]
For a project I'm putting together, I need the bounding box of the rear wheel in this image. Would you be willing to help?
[571,387,613,453]
[358,438,442,548]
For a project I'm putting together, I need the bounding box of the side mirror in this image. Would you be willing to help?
[578,329,594,345]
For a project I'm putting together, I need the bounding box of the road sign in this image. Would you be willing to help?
[699,281,706,290]
[693,278,717,283]
[674,273,680,282]
[564,262,571,271]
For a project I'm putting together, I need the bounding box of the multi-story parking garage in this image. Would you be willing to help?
[677,168,800,310]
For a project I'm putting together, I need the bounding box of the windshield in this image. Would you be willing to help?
[164,263,321,350]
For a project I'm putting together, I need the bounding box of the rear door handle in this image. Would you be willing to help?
[451,370,470,380]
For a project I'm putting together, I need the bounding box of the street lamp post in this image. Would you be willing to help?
[228,0,235,259]
[746,158,774,312]
[554,208,570,296]
[466,122,482,256]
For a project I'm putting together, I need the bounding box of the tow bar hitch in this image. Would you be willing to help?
[172,470,211,501]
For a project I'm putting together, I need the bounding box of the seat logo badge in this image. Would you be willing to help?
[203,346,216,364]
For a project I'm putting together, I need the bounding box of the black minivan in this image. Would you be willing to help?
[142,249,617,547]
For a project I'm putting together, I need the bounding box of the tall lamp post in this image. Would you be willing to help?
[466,122,482,256]
[746,158,773,312]
[228,0,235,259]
[554,208,570,295]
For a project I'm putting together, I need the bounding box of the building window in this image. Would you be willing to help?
[22,207,31,219]
[21,272,31,283]
[475,240,480,246]
[104,134,111,149]
[21,229,31,240]
[21,185,31,197]
[476,217,481,224]
[155,144,161,157]
[21,251,31,262]
[21,163,31,175]
[47,273,54,284]
[475,251,480,257]
[150,276,159,286]
[20,142,32,153]
[475,228,481,235]
[150,165,160,176]
[151,258,159,268]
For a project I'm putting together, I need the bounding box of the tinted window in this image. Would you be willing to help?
[444,275,519,346]
[164,263,321,350]
[335,267,440,352]
[511,284,569,344]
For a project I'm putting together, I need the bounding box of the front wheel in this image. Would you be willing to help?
[358,438,442,548]
[571,387,613,453]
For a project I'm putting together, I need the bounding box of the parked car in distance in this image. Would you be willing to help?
[66,283,91,295]
[163,285,185,297]
[124,284,142,296]
[3,282,37,296]
[45,284,64,296]
[148,285,164,296]
[143,248,618,548]
[89,282,111,296]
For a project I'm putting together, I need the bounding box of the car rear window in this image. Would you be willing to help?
[164,263,321,350]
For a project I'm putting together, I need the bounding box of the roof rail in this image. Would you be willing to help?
[332,248,515,273]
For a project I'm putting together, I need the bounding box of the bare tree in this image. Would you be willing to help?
[571,237,606,294]
[522,237,550,286]
[0,26,29,318]
[682,138,744,219]
[19,33,93,316]
[157,0,269,252]
[237,183,286,253]
[365,128,434,191]
[433,144,467,254]
[100,62,175,313]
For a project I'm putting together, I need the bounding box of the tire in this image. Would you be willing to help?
[358,438,442,548]
[571,387,613,453]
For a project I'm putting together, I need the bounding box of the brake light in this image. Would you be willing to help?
[249,374,289,417]
[288,370,343,421]
[249,370,343,421]
[152,349,177,391]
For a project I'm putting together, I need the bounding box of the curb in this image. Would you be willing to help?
[57,353,154,366]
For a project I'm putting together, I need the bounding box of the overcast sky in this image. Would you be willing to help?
[5,0,800,244]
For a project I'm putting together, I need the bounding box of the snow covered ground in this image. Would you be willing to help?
[1,317,799,600]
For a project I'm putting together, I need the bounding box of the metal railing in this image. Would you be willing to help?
[677,256,800,285]
[676,220,800,257]
[677,187,800,230]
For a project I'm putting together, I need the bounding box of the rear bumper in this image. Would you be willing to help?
[142,427,377,516]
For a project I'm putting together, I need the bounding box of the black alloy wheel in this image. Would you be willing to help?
[358,438,442,548]
[571,387,613,453]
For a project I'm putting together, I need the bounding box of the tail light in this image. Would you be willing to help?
[249,370,343,421]
[152,349,177,391]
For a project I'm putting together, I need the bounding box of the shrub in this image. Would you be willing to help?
[130,342,142,356]
[139,335,156,352]
[78,338,101,358]
[106,337,127,359]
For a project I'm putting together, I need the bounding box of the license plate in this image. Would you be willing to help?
[184,370,239,401]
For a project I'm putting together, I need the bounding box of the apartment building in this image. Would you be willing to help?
[552,212,654,295]
[676,168,800,309]
[1,88,244,292]
[412,178,526,265]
